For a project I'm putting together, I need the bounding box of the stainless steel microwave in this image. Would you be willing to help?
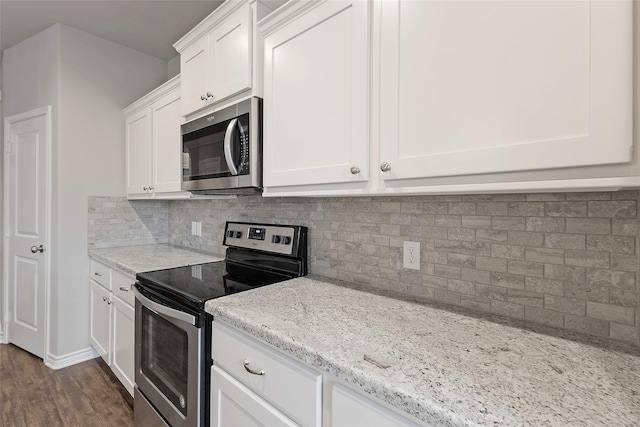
[181,97,262,195]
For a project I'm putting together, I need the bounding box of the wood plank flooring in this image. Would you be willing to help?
[0,344,133,427]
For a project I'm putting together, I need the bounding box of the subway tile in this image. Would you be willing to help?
[610,289,639,308]
[544,233,586,250]
[461,215,492,229]
[586,269,636,290]
[564,315,610,338]
[588,201,637,218]
[476,256,508,272]
[447,253,476,268]
[448,202,476,215]
[461,267,491,284]
[447,279,476,295]
[566,192,612,201]
[508,260,544,278]
[476,284,508,301]
[460,242,492,256]
[611,253,639,272]
[565,218,611,235]
[545,202,588,217]
[508,289,544,308]
[460,296,492,312]
[544,295,586,316]
[507,231,544,247]
[525,306,564,328]
[524,277,564,296]
[435,215,461,227]
[434,264,461,279]
[525,248,564,265]
[564,281,610,304]
[586,235,636,254]
[423,274,449,289]
[490,272,525,290]
[476,229,508,243]
[526,216,565,233]
[545,264,586,284]
[491,244,525,260]
[609,323,640,345]
[422,202,449,214]
[586,302,635,325]
[492,216,526,231]
[508,202,545,216]
[477,202,508,216]
[433,289,462,306]
[564,250,610,269]
[448,228,476,242]
[526,193,566,202]
[491,300,525,319]
[612,219,638,236]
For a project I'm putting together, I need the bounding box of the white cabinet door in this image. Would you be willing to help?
[180,36,210,116]
[111,296,135,396]
[331,384,422,427]
[209,4,252,103]
[152,88,184,194]
[263,0,369,188]
[89,280,111,365]
[211,366,298,427]
[378,0,633,181]
[125,106,153,197]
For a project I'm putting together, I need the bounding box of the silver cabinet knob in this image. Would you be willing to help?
[102,296,107,302]
[206,91,214,98]
[94,272,102,277]
[350,166,360,175]
[200,94,207,101]
[30,245,44,253]
[143,186,148,191]
[119,286,129,292]
[380,162,391,172]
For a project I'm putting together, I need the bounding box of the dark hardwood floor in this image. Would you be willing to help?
[0,343,133,427]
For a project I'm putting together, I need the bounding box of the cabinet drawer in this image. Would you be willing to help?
[212,322,322,427]
[112,269,135,307]
[90,260,111,289]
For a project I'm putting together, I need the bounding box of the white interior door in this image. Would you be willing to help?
[3,106,50,359]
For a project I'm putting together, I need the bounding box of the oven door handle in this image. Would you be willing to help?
[223,118,239,176]
[133,286,197,326]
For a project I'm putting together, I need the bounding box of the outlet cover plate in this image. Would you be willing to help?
[403,241,420,270]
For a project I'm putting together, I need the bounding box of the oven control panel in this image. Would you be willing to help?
[224,222,299,256]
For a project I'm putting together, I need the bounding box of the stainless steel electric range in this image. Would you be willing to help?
[132,221,308,427]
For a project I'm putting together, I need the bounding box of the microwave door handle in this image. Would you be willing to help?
[224,118,239,176]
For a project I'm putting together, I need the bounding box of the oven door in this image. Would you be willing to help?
[134,284,204,427]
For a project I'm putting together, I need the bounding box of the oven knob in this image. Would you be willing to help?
[234,231,242,238]
[226,230,234,238]
[179,394,186,409]
[271,235,281,244]
[282,236,292,245]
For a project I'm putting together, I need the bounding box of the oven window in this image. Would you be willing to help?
[141,306,189,416]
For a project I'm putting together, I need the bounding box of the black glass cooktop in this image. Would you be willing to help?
[135,261,293,311]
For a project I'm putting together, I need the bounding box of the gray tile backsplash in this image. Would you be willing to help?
[87,191,639,346]
[168,191,639,346]
[88,196,169,248]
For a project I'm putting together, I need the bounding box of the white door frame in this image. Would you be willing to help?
[2,105,52,366]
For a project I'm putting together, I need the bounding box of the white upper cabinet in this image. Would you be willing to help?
[175,0,283,118]
[124,76,191,199]
[261,0,636,197]
[378,0,633,182]
[262,0,369,189]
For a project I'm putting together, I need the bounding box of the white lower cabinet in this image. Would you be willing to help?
[330,383,422,427]
[211,321,427,427]
[211,365,298,427]
[212,321,322,427]
[89,258,135,395]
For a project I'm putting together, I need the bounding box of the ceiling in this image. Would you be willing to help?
[0,0,224,62]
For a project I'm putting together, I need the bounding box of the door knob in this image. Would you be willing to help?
[350,166,360,175]
[380,162,391,172]
[30,245,44,254]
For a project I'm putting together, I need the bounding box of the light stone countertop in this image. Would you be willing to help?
[206,276,640,427]
[89,244,223,276]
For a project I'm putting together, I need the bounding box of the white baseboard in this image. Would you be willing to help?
[0,332,6,344]
[45,346,100,370]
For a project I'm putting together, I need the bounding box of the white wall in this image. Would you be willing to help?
[2,23,168,360]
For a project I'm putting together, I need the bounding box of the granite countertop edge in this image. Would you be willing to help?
[206,275,640,427]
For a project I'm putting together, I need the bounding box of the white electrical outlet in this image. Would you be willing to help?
[403,241,420,270]
[191,221,202,236]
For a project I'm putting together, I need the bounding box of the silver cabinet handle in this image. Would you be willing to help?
[119,286,129,292]
[380,162,391,172]
[143,186,148,191]
[94,272,102,276]
[107,300,112,305]
[350,166,360,175]
[102,296,107,302]
[30,245,44,253]
[223,118,240,176]
[206,91,214,98]
[148,186,154,191]
[243,360,265,376]
[200,94,207,101]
